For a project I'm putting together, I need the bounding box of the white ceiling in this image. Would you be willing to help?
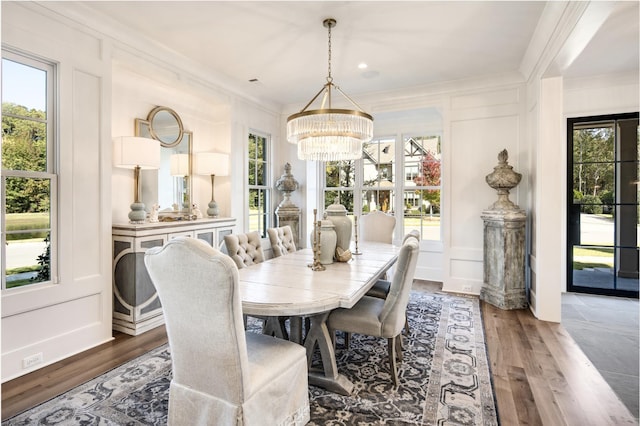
[61,1,638,109]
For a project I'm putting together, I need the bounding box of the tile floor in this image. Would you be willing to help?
[562,292,639,420]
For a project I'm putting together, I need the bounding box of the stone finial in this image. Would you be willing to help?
[275,163,299,208]
[485,149,522,211]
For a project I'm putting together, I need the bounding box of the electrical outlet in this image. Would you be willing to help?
[22,352,43,369]
[462,285,472,292]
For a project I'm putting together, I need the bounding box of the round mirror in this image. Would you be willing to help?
[147,106,184,147]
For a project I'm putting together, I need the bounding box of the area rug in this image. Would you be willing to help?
[2,291,497,425]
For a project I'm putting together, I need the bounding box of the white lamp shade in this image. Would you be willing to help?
[194,152,229,176]
[113,136,161,169]
[170,153,190,176]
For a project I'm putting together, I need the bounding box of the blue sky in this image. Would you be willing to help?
[2,58,47,111]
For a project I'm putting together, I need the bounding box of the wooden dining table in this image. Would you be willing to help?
[238,241,400,395]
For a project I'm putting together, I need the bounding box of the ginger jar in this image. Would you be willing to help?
[310,220,337,265]
[325,201,352,253]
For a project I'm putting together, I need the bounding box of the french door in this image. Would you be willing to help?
[567,113,639,297]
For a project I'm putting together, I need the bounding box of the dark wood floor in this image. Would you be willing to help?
[1,325,168,420]
[2,299,637,424]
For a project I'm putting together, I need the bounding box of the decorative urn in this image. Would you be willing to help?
[485,149,522,211]
[310,220,337,265]
[324,199,352,254]
[275,163,299,208]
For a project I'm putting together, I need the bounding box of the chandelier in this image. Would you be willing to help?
[287,18,373,161]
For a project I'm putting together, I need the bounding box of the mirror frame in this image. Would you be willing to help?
[147,106,184,148]
[136,113,193,220]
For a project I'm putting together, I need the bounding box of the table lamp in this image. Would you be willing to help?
[113,136,161,223]
[194,152,229,217]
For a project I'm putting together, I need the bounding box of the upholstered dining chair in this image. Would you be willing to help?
[144,237,310,425]
[367,230,420,298]
[267,225,307,342]
[328,238,419,387]
[267,225,297,258]
[359,210,396,243]
[366,230,420,335]
[224,231,265,268]
[225,231,287,339]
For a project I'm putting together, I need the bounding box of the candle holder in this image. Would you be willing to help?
[308,209,326,271]
[353,215,362,255]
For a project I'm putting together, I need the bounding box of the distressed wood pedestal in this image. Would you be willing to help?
[276,204,301,248]
[480,209,527,310]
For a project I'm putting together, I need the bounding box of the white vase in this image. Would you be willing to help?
[311,220,337,265]
[325,202,352,253]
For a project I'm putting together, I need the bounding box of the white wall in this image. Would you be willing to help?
[524,2,640,322]
[2,2,113,381]
[443,86,527,294]
[279,79,528,290]
[564,71,639,118]
[111,56,232,224]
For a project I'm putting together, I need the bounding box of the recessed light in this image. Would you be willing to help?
[358,63,368,69]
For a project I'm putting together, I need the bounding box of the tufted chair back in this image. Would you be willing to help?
[267,226,297,258]
[224,231,265,269]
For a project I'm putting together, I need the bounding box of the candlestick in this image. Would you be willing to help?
[353,215,362,255]
[309,210,325,271]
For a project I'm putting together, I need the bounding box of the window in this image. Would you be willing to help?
[363,137,395,213]
[403,135,441,241]
[2,50,57,289]
[247,131,270,238]
[324,160,355,212]
[320,133,442,242]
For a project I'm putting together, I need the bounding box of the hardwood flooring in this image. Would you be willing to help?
[483,302,637,425]
[1,325,168,420]
[2,294,637,424]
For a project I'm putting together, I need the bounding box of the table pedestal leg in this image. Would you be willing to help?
[304,312,354,395]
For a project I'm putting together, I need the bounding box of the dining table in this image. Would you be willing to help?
[238,241,400,396]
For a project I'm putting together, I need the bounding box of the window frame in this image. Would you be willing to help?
[319,132,443,243]
[1,48,58,290]
[247,130,271,238]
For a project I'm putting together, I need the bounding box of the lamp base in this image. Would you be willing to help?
[129,202,147,224]
[207,200,219,218]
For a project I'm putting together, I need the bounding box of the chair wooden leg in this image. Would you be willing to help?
[387,337,399,387]
[395,334,403,361]
[403,313,410,335]
[344,332,351,349]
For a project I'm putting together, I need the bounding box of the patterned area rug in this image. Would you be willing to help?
[3,291,497,425]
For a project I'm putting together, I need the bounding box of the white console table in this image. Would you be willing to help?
[112,217,236,335]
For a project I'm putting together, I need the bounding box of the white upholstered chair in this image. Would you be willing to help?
[144,237,310,425]
[367,230,420,298]
[267,225,297,257]
[366,230,420,335]
[328,238,419,387]
[267,225,306,342]
[225,231,287,339]
[359,210,396,283]
[359,210,396,243]
[224,231,265,268]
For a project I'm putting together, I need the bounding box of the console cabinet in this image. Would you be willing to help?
[112,217,235,335]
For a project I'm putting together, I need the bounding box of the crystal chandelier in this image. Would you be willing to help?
[287,18,373,161]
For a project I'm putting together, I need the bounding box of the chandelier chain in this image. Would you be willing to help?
[327,22,332,82]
